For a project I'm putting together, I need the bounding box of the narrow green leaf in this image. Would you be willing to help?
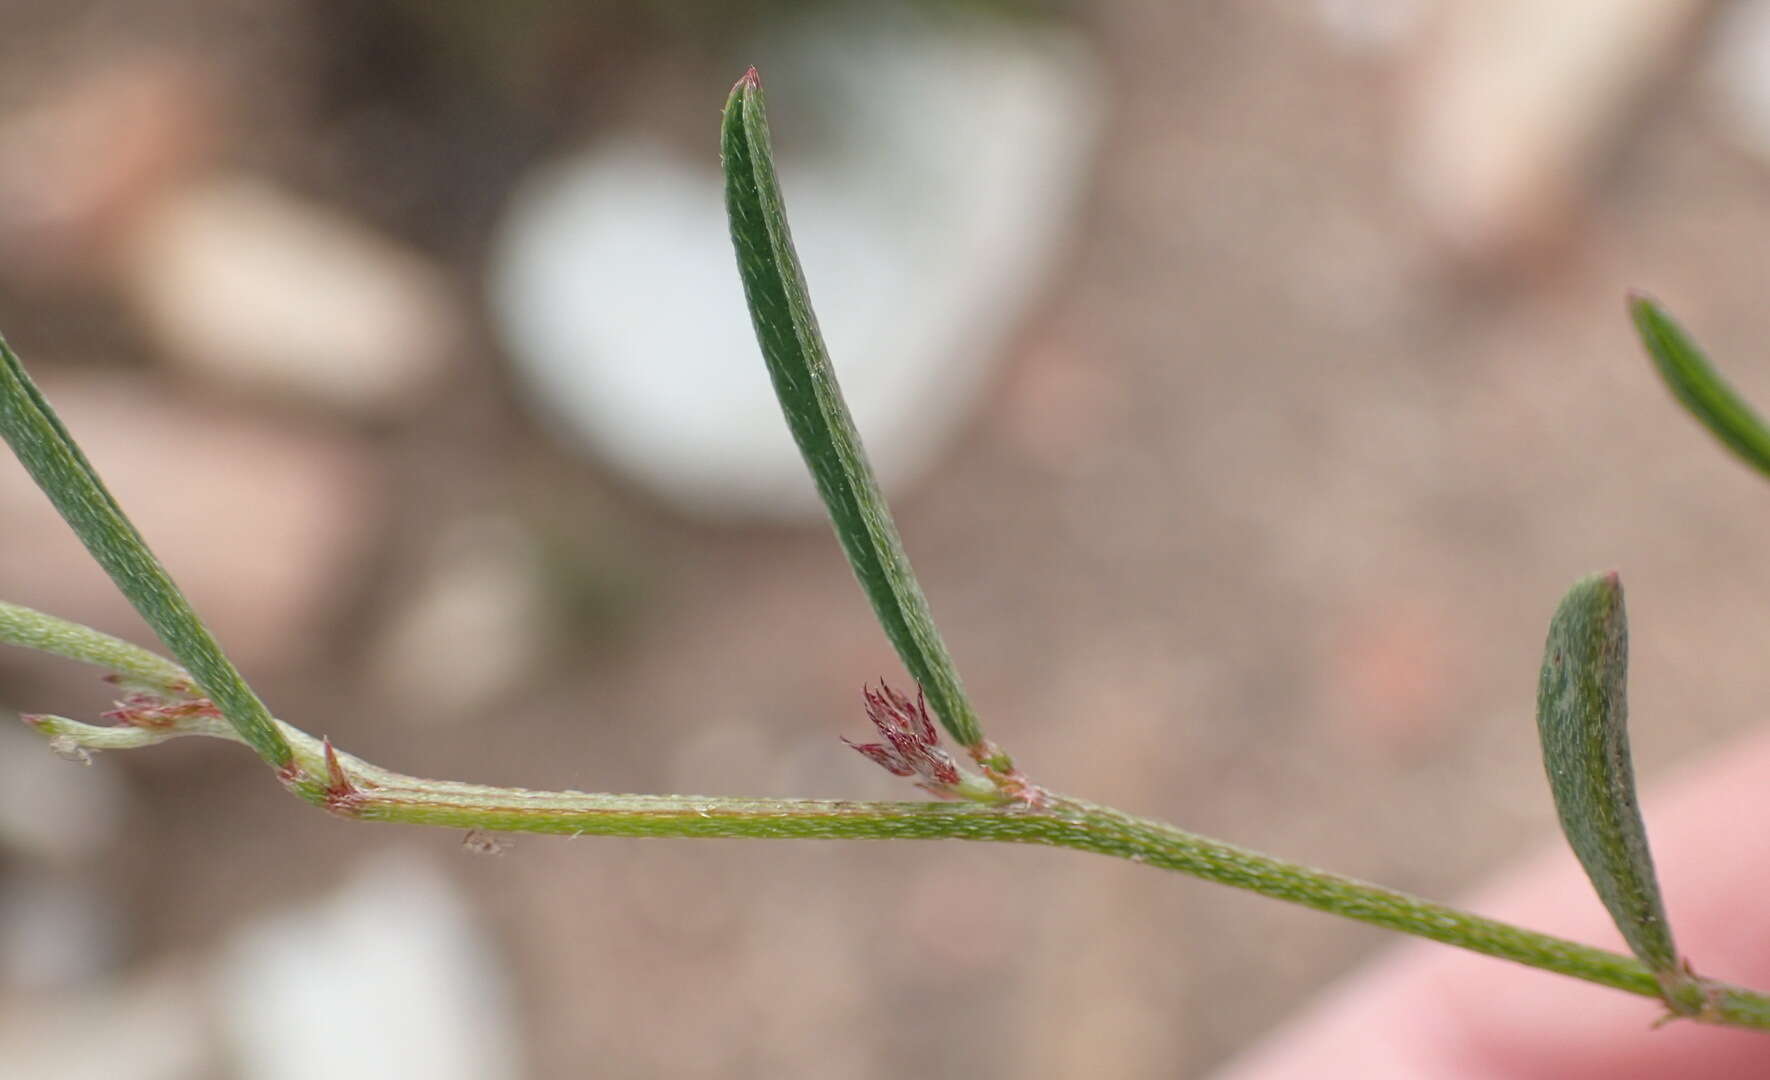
[721,68,983,749]
[0,336,293,770]
[1535,573,1683,984]
[1631,294,1770,481]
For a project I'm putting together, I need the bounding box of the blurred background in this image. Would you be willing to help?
[2,0,1770,1076]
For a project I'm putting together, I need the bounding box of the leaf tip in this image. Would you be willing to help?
[1626,292,1668,335]
[1555,570,1623,618]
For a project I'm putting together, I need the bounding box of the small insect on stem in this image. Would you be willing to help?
[462,830,510,856]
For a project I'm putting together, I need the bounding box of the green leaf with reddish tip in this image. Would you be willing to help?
[0,336,293,770]
[1535,573,1681,979]
[721,68,983,749]
[1631,294,1770,482]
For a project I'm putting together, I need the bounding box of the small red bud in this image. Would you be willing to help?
[847,681,963,795]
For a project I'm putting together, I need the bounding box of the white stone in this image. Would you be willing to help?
[488,10,1102,517]
[215,853,520,1080]
[367,516,544,720]
[1401,0,1707,259]
[120,174,458,416]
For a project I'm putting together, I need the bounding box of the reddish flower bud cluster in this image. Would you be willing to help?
[101,693,221,729]
[845,682,962,794]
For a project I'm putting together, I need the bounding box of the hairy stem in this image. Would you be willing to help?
[0,600,191,694]
[7,603,1768,1032]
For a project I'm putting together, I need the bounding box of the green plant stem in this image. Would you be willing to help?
[0,600,191,694]
[0,338,292,770]
[7,604,1768,1032]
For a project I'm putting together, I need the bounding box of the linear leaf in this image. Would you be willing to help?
[721,68,983,749]
[0,337,293,770]
[1631,294,1770,481]
[1535,572,1682,984]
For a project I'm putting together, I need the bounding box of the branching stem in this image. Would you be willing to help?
[7,601,1768,1032]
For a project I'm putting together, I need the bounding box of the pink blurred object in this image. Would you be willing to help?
[0,55,216,286]
[1213,723,1770,1078]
